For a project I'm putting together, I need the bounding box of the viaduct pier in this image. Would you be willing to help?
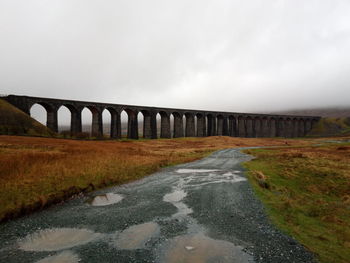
[3,95,320,139]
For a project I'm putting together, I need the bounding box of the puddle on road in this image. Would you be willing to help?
[159,233,253,263]
[171,202,193,218]
[185,172,247,188]
[18,228,101,252]
[88,193,124,206]
[114,222,160,250]
[36,251,80,263]
[163,189,193,217]
[163,170,246,218]
[176,169,220,174]
[163,189,187,203]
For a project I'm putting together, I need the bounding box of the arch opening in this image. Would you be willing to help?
[137,112,143,138]
[29,102,58,133]
[170,114,174,138]
[57,105,71,136]
[120,110,128,138]
[81,107,93,137]
[30,103,47,126]
[102,109,111,138]
[156,113,161,138]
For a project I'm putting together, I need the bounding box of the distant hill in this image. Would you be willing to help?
[272,107,350,118]
[307,117,350,137]
[271,107,350,137]
[0,99,55,137]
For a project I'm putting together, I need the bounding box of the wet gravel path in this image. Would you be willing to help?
[0,148,316,263]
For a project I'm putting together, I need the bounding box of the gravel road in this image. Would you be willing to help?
[0,148,316,263]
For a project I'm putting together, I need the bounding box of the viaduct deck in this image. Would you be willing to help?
[3,95,320,139]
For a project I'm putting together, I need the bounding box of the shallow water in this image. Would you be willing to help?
[18,228,101,252]
[163,189,187,203]
[176,169,220,174]
[114,222,160,250]
[88,193,124,206]
[35,251,80,263]
[159,233,253,263]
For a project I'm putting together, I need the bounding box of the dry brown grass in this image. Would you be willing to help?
[0,135,319,222]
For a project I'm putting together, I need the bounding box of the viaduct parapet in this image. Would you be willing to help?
[3,95,321,139]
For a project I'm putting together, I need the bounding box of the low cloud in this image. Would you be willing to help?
[1,0,349,114]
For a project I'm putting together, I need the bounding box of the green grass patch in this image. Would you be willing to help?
[243,144,350,263]
[0,99,54,137]
[308,117,350,137]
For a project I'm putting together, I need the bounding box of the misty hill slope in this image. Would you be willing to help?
[272,107,350,137]
[273,107,350,118]
[308,117,350,137]
[0,99,55,137]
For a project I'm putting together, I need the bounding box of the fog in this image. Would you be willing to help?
[1,0,350,120]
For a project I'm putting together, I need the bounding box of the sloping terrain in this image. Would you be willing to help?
[273,107,350,118]
[308,117,350,137]
[271,107,350,137]
[0,99,54,137]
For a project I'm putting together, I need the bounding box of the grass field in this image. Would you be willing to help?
[1,135,349,262]
[244,140,350,263]
[0,135,316,222]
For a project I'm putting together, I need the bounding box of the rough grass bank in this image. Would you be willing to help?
[244,141,350,263]
[0,135,316,223]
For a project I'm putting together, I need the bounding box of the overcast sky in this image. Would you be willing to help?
[1,0,350,115]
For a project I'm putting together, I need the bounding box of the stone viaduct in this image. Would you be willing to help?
[3,95,321,139]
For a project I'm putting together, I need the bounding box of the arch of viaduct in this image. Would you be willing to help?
[4,95,321,139]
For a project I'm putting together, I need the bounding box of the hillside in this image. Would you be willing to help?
[308,117,350,137]
[0,99,55,137]
[272,107,350,137]
[273,107,350,118]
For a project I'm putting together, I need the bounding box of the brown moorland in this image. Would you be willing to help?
[0,135,319,222]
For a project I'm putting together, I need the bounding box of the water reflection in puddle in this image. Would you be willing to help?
[36,251,80,263]
[163,169,246,218]
[114,222,160,250]
[163,189,187,203]
[18,228,101,251]
[158,233,253,263]
[163,189,193,217]
[185,172,247,188]
[88,193,124,206]
[176,169,220,174]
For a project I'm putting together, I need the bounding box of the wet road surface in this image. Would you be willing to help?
[0,148,315,263]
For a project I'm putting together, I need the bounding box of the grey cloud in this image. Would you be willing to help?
[1,0,350,114]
